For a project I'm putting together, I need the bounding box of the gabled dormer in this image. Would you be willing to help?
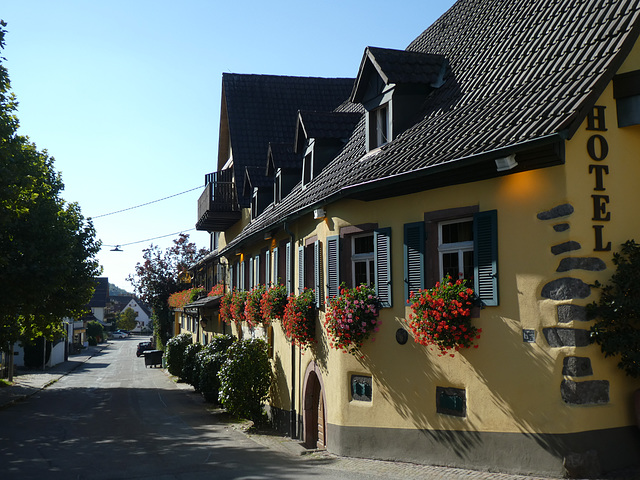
[267,143,302,204]
[294,110,362,187]
[350,46,448,151]
[243,166,274,220]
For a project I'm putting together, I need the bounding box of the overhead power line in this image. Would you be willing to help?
[104,228,198,250]
[92,186,202,219]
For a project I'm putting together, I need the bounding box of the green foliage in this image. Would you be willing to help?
[87,321,104,342]
[588,240,640,377]
[218,338,272,423]
[181,342,203,386]
[117,307,138,332]
[164,332,193,377]
[0,22,102,353]
[127,234,208,347]
[197,334,235,402]
[88,337,97,346]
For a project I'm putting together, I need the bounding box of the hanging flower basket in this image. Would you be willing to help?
[260,284,288,322]
[282,289,316,350]
[324,284,381,357]
[407,276,481,357]
[245,285,267,327]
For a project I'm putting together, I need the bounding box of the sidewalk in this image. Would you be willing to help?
[0,344,106,409]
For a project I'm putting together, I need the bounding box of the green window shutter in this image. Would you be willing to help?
[254,255,260,287]
[240,261,246,291]
[285,242,292,295]
[298,245,305,293]
[474,210,498,306]
[374,227,392,308]
[404,222,425,302]
[249,257,254,289]
[326,235,340,299]
[272,247,279,285]
[314,240,322,308]
[265,249,271,285]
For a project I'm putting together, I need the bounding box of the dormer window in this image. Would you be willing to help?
[274,169,282,204]
[251,187,259,220]
[370,103,390,150]
[351,47,448,153]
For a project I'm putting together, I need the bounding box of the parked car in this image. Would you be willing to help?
[111,331,127,339]
[115,330,131,336]
[136,342,154,357]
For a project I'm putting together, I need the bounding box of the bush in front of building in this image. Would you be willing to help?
[181,342,203,386]
[588,239,640,378]
[218,338,272,423]
[87,321,104,343]
[198,334,236,403]
[165,332,193,377]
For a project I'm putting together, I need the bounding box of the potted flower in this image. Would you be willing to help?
[324,284,381,357]
[208,283,224,297]
[230,290,248,324]
[220,290,234,325]
[282,289,316,349]
[245,285,267,327]
[260,284,288,322]
[407,276,481,357]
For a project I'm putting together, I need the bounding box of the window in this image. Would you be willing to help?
[251,188,259,220]
[326,227,392,307]
[421,208,499,306]
[439,219,474,287]
[369,103,389,150]
[351,234,374,286]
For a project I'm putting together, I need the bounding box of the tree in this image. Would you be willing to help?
[117,307,138,332]
[128,233,208,347]
[0,21,102,379]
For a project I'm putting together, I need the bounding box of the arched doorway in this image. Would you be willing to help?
[302,362,326,449]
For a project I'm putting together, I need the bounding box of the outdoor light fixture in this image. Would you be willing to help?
[313,208,326,219]
[110,245,123,252]
[495,154,518,172]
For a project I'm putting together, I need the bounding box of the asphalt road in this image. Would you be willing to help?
[0,337,378,480]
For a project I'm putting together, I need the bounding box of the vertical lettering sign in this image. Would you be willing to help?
[586,106,611,252]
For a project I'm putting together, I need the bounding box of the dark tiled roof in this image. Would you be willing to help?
[88,277,109,308]
[296,111,363,144]
[351,47,448,102]
[267,143,301,174]
[221,0,640,254]
[222,74,355,206]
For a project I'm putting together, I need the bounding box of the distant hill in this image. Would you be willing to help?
[109,283,132,296]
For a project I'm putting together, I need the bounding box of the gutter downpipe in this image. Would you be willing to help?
[283,221,297,439]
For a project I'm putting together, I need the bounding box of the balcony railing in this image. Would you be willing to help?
[196,169,241,231]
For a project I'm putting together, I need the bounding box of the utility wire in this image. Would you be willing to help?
[92,186,202,219]
[104,228,198,249]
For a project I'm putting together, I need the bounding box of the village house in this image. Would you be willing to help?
[189,0,640,476]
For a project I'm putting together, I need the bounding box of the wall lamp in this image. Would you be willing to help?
[495,154,518,172]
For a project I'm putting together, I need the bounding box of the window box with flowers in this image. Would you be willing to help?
[282,288,316,350]
[407,276,482,357]
[230,290,248,324]
[220,290,234,325]
[260,284,288,322]
[324,284,381,358]
[245,285,267,327]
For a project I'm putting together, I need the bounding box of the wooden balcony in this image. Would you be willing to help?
[196,170,241,232]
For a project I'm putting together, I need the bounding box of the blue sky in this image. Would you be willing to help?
[2,0,455,291]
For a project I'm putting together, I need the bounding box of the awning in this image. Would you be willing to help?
[184,295,222,311]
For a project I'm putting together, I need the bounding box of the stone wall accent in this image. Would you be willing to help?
[541,278,590,300]
[557,304,587,323]
[537,204,574,220]
[551,241,582,255]
[562,356,593,377]
[556,257,606,272]
[560,379,609,405]
[553,223,570,232]
[543,328,590,347]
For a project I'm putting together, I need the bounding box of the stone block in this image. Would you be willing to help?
[561,379,609,405]
[543,328,590,347]
[557,304,587,323]
[562,356,593,377]
[541,278,591,300]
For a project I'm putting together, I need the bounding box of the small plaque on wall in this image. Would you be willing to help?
[351,375,372,402]
[523,329,536,343]
[436,386,466,417]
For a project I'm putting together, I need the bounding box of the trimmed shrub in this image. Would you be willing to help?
[198,334,235,403]
[181,342,203,386]
[165,332,193,377]
[218,338,272,423]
